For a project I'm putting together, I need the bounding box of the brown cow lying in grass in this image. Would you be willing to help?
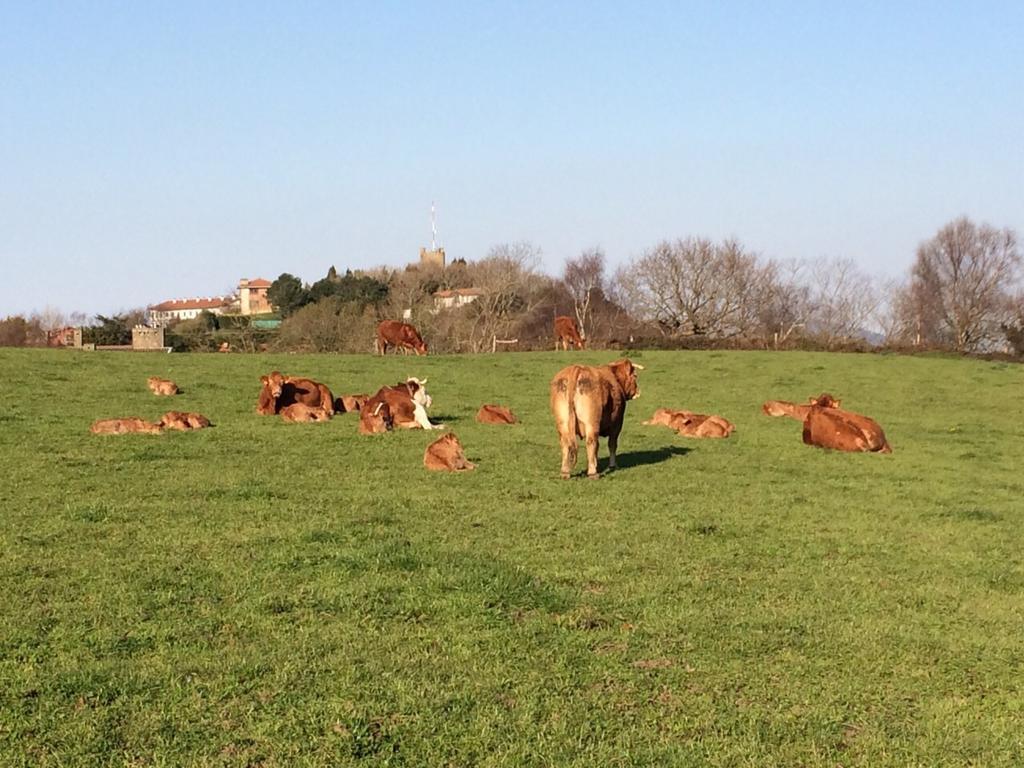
[147,377,179,396]
[643,408,735,438]
[360,378,441,433]
[424,433,476,472]
[550,359,643,479]
[763,393,891,453]
[256,371,335,415]
[335,394,369,413]
[159,411,212,431]
[476,404,518,425]
[90,417,163,435]
[358,401,393,434]
[279,403,333,423]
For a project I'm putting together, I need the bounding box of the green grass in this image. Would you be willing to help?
[1,348,1022,766]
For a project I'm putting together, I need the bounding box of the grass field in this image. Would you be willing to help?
[1,347,1022,766]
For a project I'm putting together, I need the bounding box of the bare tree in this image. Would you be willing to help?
[616,237,775,338]
[562,248,605,341]
[757,259,813,348]
[910,217,1021,351]
[461,242,550,352]
[805,257,882,346]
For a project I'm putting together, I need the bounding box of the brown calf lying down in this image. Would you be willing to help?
[763,393,891,453]
[424,433,475,472]
[358,401,394,434]
[550,359,643,479]
[256,371,335,415]
[147,377,179,396]
[90,417,163,435]
[476,404,518,425]
[279,403,333,423]
[360,378,440,433]
[159,411,212,430]
[643,408,735,438]
[335,394,369,413]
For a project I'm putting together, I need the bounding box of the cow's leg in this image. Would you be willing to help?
[607,432,618,470]
[412,401,441,430]
[584,429,600,478]
[559,434,577,479]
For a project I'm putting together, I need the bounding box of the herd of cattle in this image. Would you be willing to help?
[88,317,892,475]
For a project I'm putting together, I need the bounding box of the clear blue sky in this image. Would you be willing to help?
[2,1,1022,316]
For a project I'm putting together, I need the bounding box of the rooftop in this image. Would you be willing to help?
[148,296,237,312]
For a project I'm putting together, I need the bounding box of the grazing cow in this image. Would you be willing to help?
[335,394,369,413]
[803,402,892,453]
[361,377,441,431]
[358,401,394,434]
[159,411,212,430]
[90,417,163,435]
[424,433,476,472]
[147,376,179,396]
[550,358,643,479]
[377,320,428,356]
[554,315,585,350]
[643,408,735,438]
[279,403,333,423]
[256,371,334,415]
[476,404,518,425]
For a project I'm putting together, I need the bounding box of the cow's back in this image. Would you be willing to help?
[803,408,890,452]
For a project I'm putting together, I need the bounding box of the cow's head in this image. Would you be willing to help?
[608,359,643,400]
[414,339,428,355]
[359,401,393,434]
[406,377,433,408]
[260,371,285,400]
[809,393,841,409]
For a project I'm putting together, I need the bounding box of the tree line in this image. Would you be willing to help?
[3,216,1022,356]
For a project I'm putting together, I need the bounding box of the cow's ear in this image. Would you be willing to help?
[608,360,630,389]
[260,375,268,385]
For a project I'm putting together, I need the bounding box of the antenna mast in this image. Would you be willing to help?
[430,201,438,251]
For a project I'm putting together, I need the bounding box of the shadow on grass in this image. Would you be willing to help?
[429,413,458,424]
[608,445,691,470]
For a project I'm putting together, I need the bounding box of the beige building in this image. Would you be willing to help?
[238,278,273,315]
[419,247,446,269]
[433,288,482,310]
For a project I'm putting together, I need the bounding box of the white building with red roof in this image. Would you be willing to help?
[147,296,239,326]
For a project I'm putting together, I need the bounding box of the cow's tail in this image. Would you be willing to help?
[552,367,579,439]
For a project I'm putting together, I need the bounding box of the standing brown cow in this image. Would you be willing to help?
[550,359,643,479]
[554,316,585,350]
[376,320,428,355]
